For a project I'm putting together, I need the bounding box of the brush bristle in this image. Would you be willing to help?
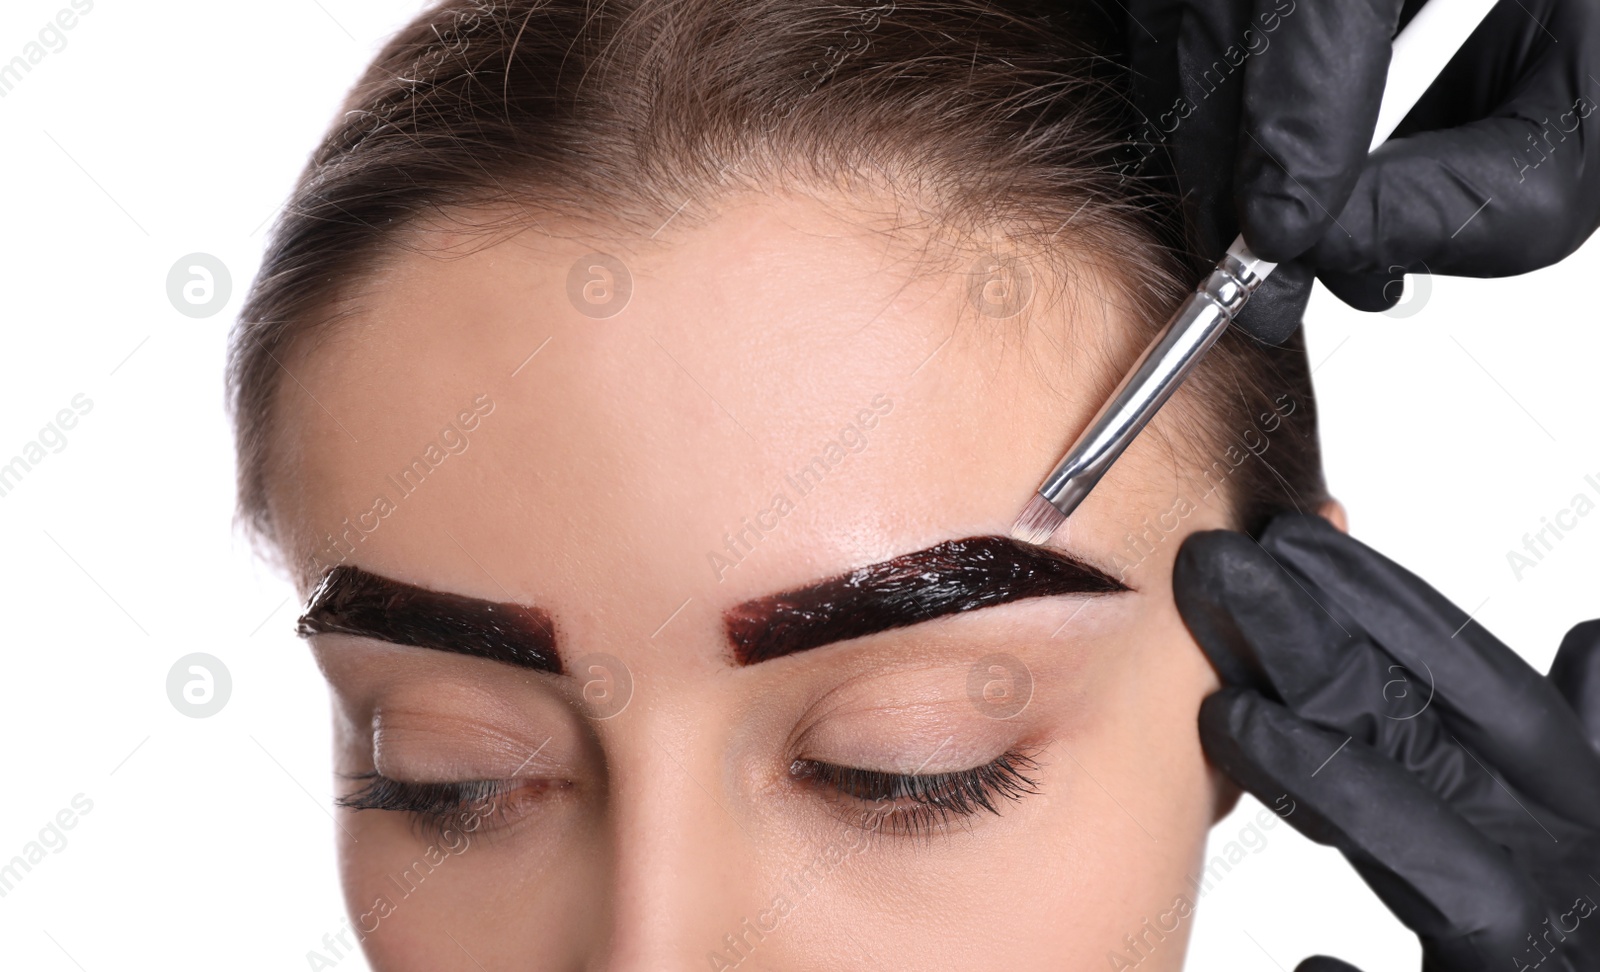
[1009,493,1065,545]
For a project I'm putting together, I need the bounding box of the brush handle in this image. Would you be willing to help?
[1032,247,1271,516]
[1025,0,1499,528]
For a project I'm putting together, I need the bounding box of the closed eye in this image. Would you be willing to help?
[788,748,1041,838]
[336,772,571,840]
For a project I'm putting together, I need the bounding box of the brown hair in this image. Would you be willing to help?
[229,0,1327,552]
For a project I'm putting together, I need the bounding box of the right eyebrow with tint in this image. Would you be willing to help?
[725,534,1130,666]
[296,565,562,674]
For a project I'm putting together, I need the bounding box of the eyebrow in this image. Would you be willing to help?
[296,565,562,674]
[725,535,1130,666]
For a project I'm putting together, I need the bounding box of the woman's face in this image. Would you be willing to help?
[267,191,1235,970]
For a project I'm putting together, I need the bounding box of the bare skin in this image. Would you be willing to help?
[267,189,1266,970]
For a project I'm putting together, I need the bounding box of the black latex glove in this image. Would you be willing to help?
[1173,512,1600,971]
[1119,0,1600,341]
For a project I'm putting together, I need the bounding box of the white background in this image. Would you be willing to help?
[0,2,1593,969]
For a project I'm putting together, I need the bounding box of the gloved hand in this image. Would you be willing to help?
[1118,0,1600,341]
[1172,512,1600,971]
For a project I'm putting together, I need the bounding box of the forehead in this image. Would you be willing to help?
[266,193,1195,609]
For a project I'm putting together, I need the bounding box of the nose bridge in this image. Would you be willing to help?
[590,699,759,972]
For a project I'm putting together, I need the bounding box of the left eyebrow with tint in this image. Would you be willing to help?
[296,565,562,674]
[725,535,1130,666]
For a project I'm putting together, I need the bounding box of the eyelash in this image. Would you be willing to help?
[789,749,1041,837]
[336,773,549,841]
[337,750,1042,841]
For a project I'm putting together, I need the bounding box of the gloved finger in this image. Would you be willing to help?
[1201,687,1547,967]
[1232,257,1311,345]
[1261,513,1600,831]
[1294,958,1365,972]
[1234,0,1406,263]
[1174,527,1503,817]
[1315,268,1403,314]
[1302,0,1600,279]
[1549,619,1600,754]
[1166,0,1258,258]
[1300,115,1600,278]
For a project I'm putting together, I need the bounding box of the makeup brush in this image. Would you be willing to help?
[1011,0,1499,546]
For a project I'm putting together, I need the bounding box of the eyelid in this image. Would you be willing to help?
[314,651,589,781]
[789,667,1024,774]
[370,711,568,783]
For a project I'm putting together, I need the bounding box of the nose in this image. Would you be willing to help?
[585,709,763,971]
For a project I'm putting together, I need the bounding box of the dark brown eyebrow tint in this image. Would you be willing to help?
[725,535,1129,666]
[297,565,562,674]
